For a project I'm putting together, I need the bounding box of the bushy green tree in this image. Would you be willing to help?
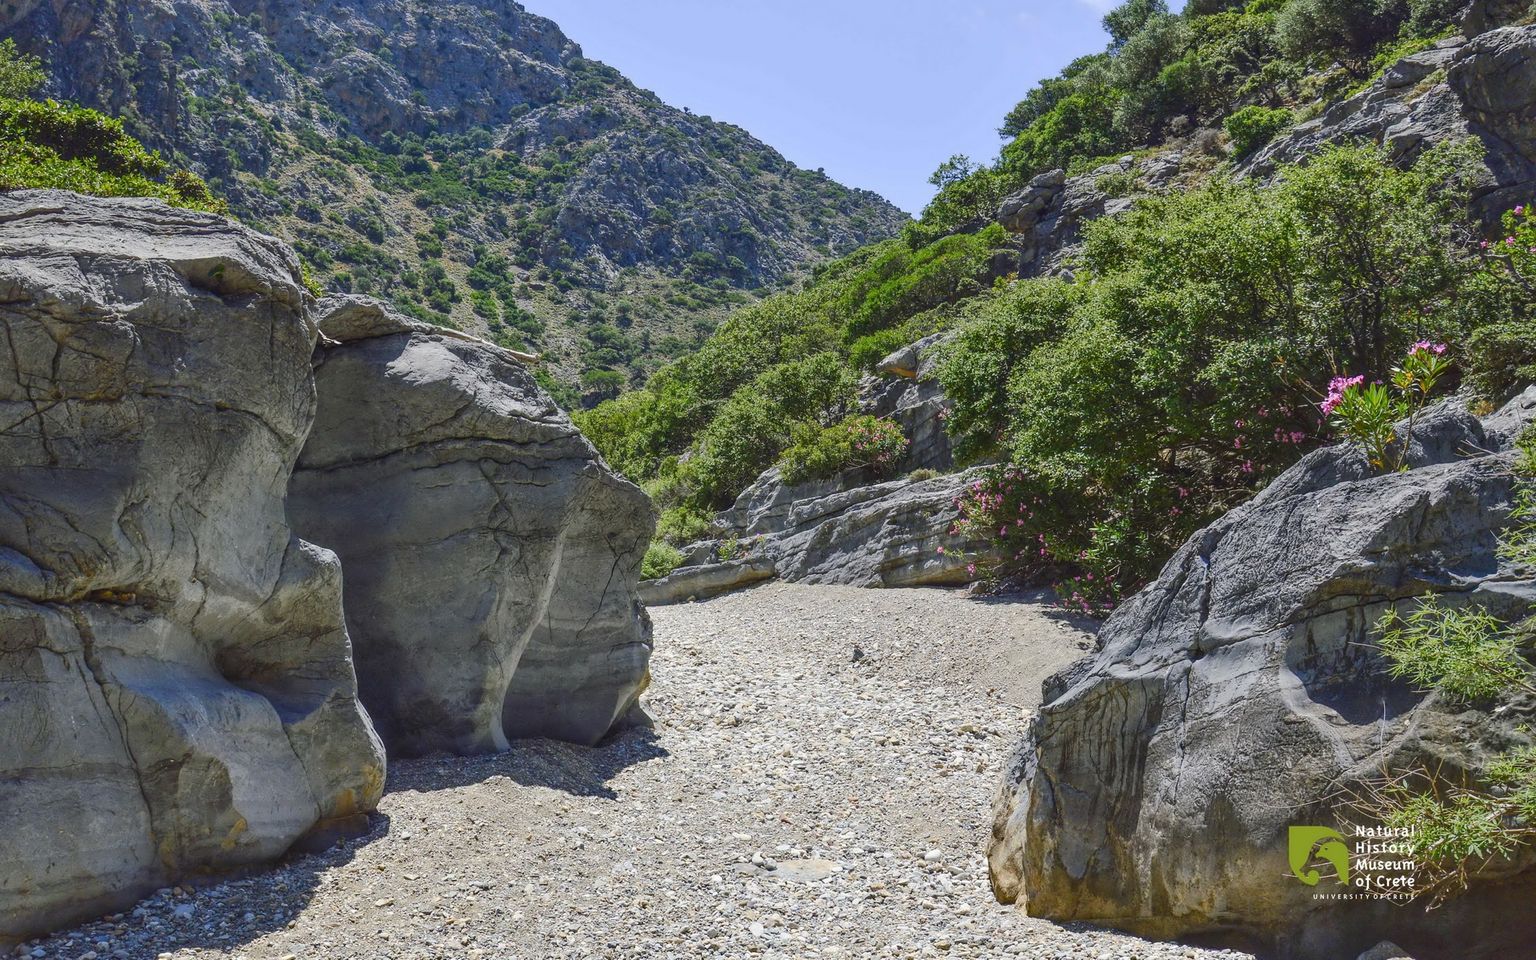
[0,39,43,99]
[1103,0,1171,49]
[1274,0,1394,75]
[939,142,1498,594]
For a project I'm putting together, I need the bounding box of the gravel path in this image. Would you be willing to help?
[21,583,1255,960]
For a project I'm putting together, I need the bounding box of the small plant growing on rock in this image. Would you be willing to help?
[1224,105,1293,157]
[1357,424,1536,900]
[1323,340,1452,472]
[1376,597,1531,701]
[640,541,684,581]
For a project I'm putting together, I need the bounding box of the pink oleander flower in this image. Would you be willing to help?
[1410,340,1448,356]
[1320,374,1365,416]
[936,546,945,555]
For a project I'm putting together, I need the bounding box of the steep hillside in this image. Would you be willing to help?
[581,0,1536,606]
[0,0,907,403]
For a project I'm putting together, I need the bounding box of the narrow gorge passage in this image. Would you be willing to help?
[28,585,1253,960]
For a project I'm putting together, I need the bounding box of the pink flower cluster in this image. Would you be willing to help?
[850,419,908,467]
[1320,375,1364,416]
[1410,340,1447,356]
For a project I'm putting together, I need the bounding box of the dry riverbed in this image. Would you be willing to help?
[20,583,1256,960]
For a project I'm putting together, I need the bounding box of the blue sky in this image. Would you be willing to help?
[525,1,1121,214]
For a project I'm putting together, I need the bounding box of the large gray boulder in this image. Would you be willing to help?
[288,298,654,756]
[0,192,386,943]
[988,392,1536,960]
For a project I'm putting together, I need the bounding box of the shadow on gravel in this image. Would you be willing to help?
[385,725,669,801]
[964,587,1104,632]
[24,732,669,957]
[22,814,391,960]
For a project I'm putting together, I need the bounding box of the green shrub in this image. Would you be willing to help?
[1377,597,1529,701]
[640,541,685,581]
[1465,204,1536,398]
[837,225,1011,342]
[1224,104,1292,155]
[777,415,909,485]
[0,42,223,214]
[0,99,224,212]
[847,326,914,371]
[940,141,1498,598]
[656,505,715,546]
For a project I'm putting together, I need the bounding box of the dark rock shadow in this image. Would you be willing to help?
[20,730,668,958]
[964,585,1106,632]
[17,814,390,960]
[385,725,669,801]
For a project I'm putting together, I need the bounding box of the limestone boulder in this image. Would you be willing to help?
[988,391,1536,960]
[288,298,654,756]
[646,468,997,605]
[0,191,385,943]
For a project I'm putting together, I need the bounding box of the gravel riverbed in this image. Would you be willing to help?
[20,583,1256,960]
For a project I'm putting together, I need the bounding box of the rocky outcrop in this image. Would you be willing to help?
[988,393,1536,960]
[1243,27,1536,224]
[288,298,655,756]
[645,468,996,605]
[0,191,385,943]
[996,166,1134,277]
[862,334,955,474]
[638,557,778,607]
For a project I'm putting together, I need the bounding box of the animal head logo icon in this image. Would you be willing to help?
[1289,826,1351,886]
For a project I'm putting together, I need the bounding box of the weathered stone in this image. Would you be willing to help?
[288,297,654,755]
[0,191,385,944]
[876,333,945,380]
[989,393,1536,960]
[637,558,778,607]
[647,468,997,605]
[1242,25,1536,226]
[868,378,954,473]
[764,469,991,587]
[719,467,867,538]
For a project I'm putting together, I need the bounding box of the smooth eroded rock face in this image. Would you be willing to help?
[988,394,1536,960]
[645,467,998,606]
[0,191,386,943]
[288,298,654,757]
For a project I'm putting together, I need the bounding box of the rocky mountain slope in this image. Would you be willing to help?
[0,0,907,403]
